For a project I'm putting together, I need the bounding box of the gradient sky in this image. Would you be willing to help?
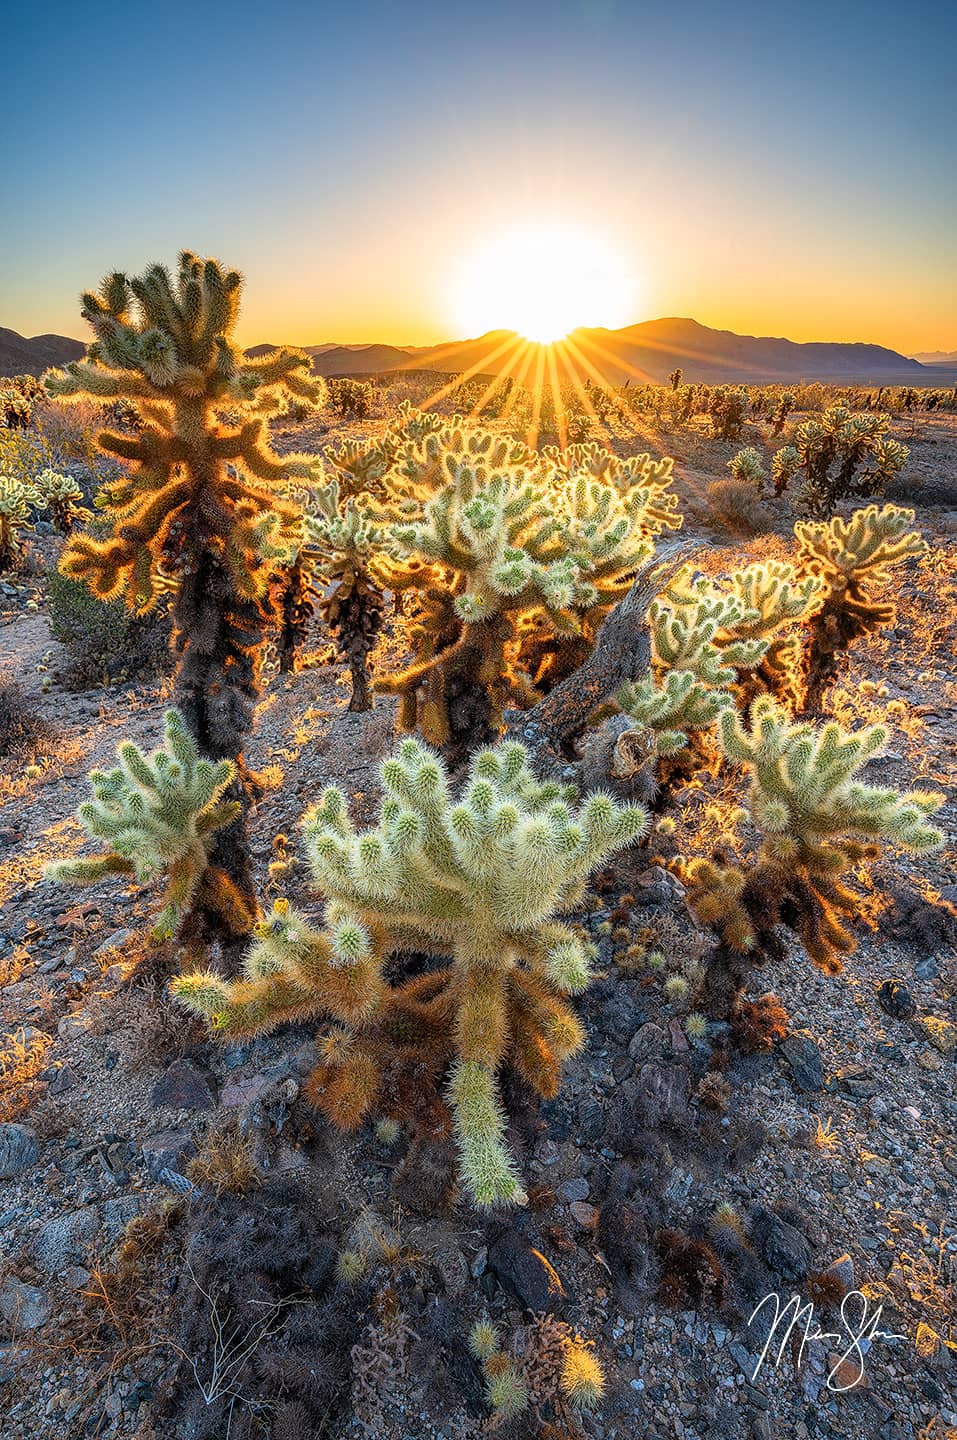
[3,0,955,353]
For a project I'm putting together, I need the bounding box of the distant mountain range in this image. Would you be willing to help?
[0,327,84,376]
[4,318,953,386]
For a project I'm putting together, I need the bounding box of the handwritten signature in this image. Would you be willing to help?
[748,1291,906,1392]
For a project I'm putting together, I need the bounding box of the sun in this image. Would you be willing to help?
[451,223,633,345]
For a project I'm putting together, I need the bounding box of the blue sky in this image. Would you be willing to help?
[2,0,955,350]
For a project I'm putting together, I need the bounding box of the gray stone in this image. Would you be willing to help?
[558,1176,589,1202]
[0,1277,50,1331]
[778,1033,824,1092]
[628,1023,665,1063]
[92,928,134,958]
[749,1205,810,1281]
[33,1207,100,1273]
[141,1129,195,1181]
[0,1123,39,1180]
[877,979,916,1020]
[150,1059,218,1111]
[488,1229,574,1313]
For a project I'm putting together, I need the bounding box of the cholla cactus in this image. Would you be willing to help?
[721,559,825,704]
[683,697,944,1003]
[782,406,908,515]
[795,504,925,709]
[0,388,33,430]
[305,479,386,710]
[174,737,645,1206]
[771,444,801,495]
[370,421,678,750]
[31,468,91,534]
[727,447,766,486]
[0,475,36,569]
[45,253,327,951]
[770,392,795,436]
[707,386,749,440]
[47,709,246,943]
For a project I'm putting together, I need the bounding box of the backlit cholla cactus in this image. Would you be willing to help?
[771,444,801,495]
[706,385,749,440]
[305,479,387,710]
[370,422,680,751]
[45,253,326,951]
[544,442,681,538]
[173,738,646,1206]
[770,391,795,435]
[683,697,943,1012]
[721,559,825,704]
[31,468,91,534]
[0,475,36,569]
[795,504,926,710]
[468,1314,605,1425]
[779,406,908,515]
[727,447,766,486]
[329,401,445,499]
[47,709,245,943]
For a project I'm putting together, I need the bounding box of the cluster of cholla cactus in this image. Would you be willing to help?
[795,504,925,710]
[173,737,645,1206]
[615,559,825,775]
[45,252,326,952]
[31,468,91,533]
[772,405,908,515]
[0,385,34,430]
[705,385,749,440]
[0,475,37,568]
[47,709,248,946]
[354,422,681,752]
[727,446,766,485]
[304,479,387,709]
[682,697,943,1014]
[468,1314,604,1425]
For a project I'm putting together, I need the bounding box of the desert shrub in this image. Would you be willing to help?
[0,682,55,759]
[47,563,172,687]
[46,251,327,954]
[328,376,376,419]
[705,477,772,534]
[174,736,646,1206]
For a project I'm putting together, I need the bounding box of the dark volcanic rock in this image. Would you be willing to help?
[151,1059,218,1111]
[749,1204,810,1281]
[0,1122,39,1179]
[487,1228,573,1313]
[877,979,917,1020]
[778,1033,824,1092]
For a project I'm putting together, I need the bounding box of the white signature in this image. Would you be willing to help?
[747,1291,906,1392]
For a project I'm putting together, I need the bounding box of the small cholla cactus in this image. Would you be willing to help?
[31,468,92,534]
[727,446,766,486]
[305,479,386,710]
[46,708,247,943]
[770,391,795,436]
[560,1337,605,1407]
[173,737,646,1207]
[707,385,749,440]
[782,405,908,516]
[0,475,37,569]
[683,696,944,1012]
[668,367,683,391]
[0,388,33,430]
[795,504,925,710]
[45,253,327,951]
[771,444,801,495]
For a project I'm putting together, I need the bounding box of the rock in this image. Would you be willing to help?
[778,1033,824,1092]
[33,1207,100,1273]
[48,1064,78,1096]
[917,1048,943,1072]
[487,1229,573,1313]
[558,1177,589,1202]
[57,1012,90,1039]
[828,1351,868,1392]
[920,1016,956,1056]
[832,1068,877,1100]
[0,1123,39,1179]
[141,1129,196,1182]
[150,1059,218,1111]
[637,1061,690,1128]
[0,1277,50,1331]
[826,1254,855,1294]
[749,1205,810,1281]
[877,979,916,1020]
[220,1074,272,1108]
[628,1023,665,1063]
[92,928,134,958]
[915,957,939,981]
[570,1201,598,1229]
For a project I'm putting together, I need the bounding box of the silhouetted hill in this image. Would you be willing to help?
[0,327,85,376]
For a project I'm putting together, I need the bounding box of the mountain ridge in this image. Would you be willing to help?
[2,319,947,385]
